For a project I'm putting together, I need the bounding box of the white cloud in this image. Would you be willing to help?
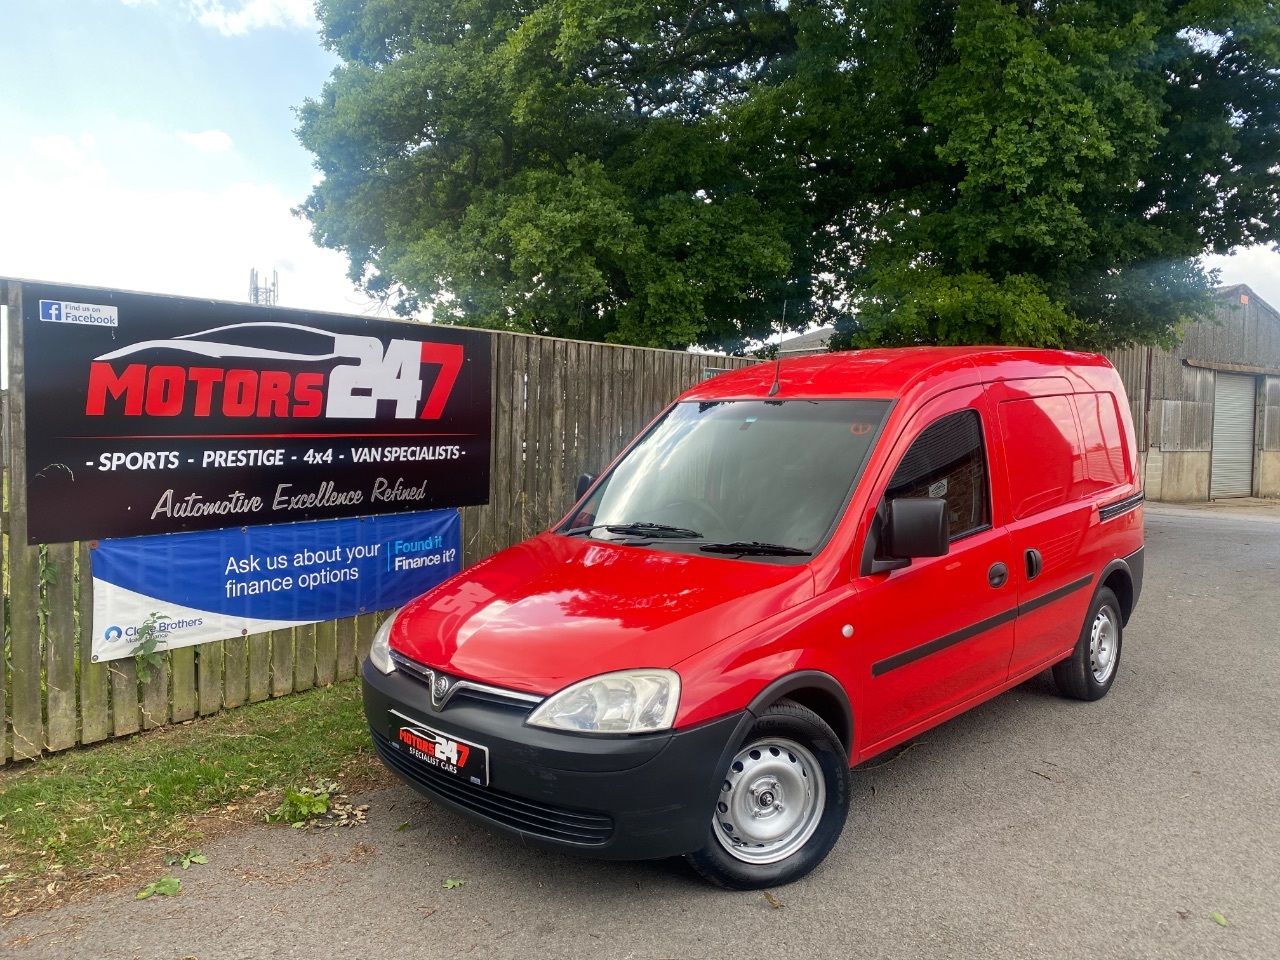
[29,134,107,182]
[187,0,317,36]
[1,138,380,318]
[179,129,235,153]
[1203,246,1280,313]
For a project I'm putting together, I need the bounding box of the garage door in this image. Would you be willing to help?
[1211,374,1256,498]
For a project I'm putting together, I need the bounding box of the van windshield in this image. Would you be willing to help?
[561,399,891,558]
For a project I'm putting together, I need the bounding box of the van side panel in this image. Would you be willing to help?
[987,381,1098,676]
[983,360,1143,680]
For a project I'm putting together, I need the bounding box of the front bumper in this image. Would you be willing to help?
[362,660,749,860]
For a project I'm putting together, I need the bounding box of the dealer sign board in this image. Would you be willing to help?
[91,510,461,661]
[18,281,492,544]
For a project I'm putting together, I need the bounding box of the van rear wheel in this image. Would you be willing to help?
[685,699,849,890]
[1053,586,1123,701]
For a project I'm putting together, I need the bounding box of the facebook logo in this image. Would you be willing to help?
[37,298,118,327]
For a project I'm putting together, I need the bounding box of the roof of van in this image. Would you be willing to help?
[684,346,1116,402]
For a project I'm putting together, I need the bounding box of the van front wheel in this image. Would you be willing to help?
[1053,586,1123,701]
[685,700,849,890]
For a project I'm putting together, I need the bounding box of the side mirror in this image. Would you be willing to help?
[884,498,950,559]
[575,473,596,501]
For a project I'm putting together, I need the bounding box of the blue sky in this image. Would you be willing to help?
[0,0,1277,318]
[0,0,379,314]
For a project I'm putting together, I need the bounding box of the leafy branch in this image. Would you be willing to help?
[130,611,169,684]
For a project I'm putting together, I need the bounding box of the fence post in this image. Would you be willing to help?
[335,617,357,682]
[247,630,272,702]
[44,541,77,752]
[6,282,44,760]
[0,283,6,761]
[315,620,337,687]
[78,541,111,744]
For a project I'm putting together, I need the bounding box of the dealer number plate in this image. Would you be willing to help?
[389,710,489,787]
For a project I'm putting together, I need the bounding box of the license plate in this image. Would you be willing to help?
[389,710,489,787]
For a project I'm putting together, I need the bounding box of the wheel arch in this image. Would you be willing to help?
[1099,558,1135,624]
[744,671,853,759]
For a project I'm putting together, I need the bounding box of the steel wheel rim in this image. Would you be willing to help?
[1090,604,1118,684]
[712,737,826,865]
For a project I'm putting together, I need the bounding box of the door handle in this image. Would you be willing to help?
[988,562,1008,588]
[1025,549,1043,581]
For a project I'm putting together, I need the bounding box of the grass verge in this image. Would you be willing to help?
[0,679,390,912]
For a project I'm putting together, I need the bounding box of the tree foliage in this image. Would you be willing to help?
[298,1,1280,352]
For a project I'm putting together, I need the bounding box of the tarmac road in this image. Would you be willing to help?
[6,503,1279,960]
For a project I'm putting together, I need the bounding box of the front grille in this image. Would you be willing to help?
[389,652,542,713]
[371,729,614,846]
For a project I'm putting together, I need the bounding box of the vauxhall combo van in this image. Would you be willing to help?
[363,347,1145,889]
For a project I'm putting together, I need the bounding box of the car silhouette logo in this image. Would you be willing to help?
[93,321,344,364]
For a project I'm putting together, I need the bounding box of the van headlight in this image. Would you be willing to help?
[526,669,680,734]
[369,609,399,675]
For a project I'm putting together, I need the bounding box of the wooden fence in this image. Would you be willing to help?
[0,286,752,763]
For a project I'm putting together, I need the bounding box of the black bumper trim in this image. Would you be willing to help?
[372,729,615,845]
[363,663,749,860]
[1123,545,1145,614]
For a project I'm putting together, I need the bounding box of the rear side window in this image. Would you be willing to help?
[885,410,990,540]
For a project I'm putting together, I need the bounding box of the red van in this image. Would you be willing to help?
[363,347,1144,889]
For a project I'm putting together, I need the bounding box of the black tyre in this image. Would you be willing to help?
[684,699,849,890]
[1052,586,1123,701]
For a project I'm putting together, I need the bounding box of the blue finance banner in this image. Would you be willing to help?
[91,510,461,662]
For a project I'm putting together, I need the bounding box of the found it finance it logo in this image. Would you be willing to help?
[82,322,463,420]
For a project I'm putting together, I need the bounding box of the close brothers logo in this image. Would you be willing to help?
[82,322,463,421]
[103,619,204,642]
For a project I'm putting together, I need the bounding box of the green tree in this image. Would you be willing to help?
[298,0,812,352]
[824,0,1280,350]
[297,1,1280,353]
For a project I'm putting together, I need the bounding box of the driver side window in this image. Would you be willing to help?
[885,409,990,541]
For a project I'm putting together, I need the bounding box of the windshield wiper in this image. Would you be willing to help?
[700,541,811,557]
[563,522,704,539]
